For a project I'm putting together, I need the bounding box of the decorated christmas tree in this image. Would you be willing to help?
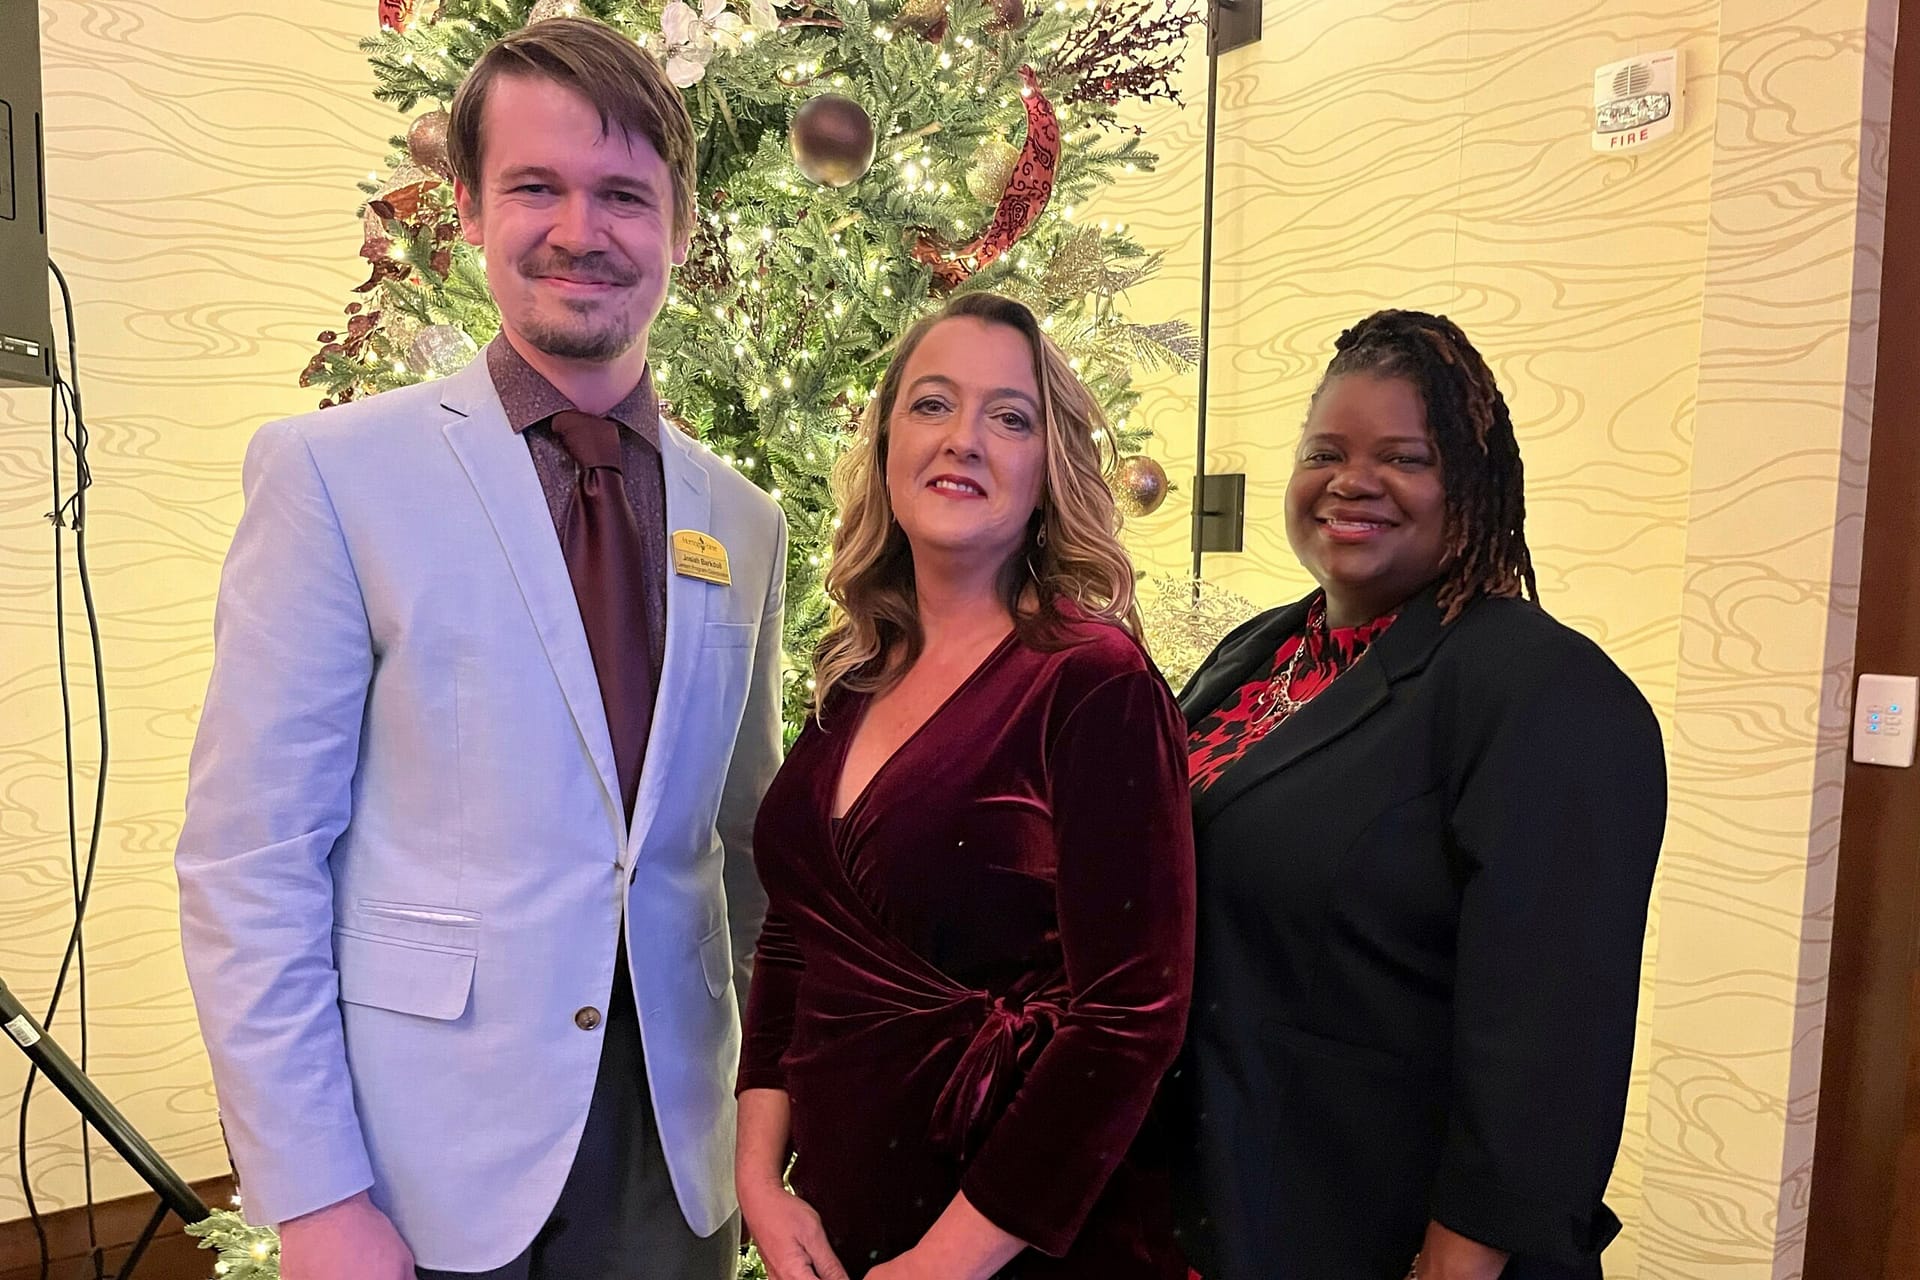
[301,0,1200,729]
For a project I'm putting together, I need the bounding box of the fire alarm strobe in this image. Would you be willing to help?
[1593,50,1683,153]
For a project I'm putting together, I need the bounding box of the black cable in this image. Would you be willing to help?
[18,258,111,1280]
[18,329,60,1280]
[16,296,73,1280]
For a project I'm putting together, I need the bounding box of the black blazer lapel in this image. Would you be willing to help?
[1190,586,1453,829]
[1179,596,1314,731]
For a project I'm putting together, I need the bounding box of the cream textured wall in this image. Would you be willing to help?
[0,0,397,1218]
[1636,5,1894,1276]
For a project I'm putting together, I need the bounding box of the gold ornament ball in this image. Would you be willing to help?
[894,0,948,40]
[406,324,479,378]
[526,0,582,22]
[407,109,453,181]
[1112,455,1170,517]
[965,138,1019,201]
[987,0,1028,29]
[790,94,877,189]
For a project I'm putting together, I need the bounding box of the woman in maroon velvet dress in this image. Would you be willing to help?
[735,293,1195,1280]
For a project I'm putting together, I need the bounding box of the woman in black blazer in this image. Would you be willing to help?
[1171,310,1665,1280]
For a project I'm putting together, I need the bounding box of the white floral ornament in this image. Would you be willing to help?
[660,0,745,86]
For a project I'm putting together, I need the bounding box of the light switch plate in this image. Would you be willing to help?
[1854,673,1919,767]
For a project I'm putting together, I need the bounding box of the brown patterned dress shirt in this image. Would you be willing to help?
[484,334,668,703]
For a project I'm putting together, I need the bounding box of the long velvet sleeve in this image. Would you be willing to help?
[739,907,805,1092]
[1431,643,1665,1264]
[958,668,1197,1256]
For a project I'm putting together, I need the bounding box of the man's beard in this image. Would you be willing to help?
[517,249,645,362]
[522,305,643,362]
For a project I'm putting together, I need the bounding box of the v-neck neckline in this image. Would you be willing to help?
[829,629,1021,826]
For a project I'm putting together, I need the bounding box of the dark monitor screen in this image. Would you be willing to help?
[0,0,51,389]
[0,100,15,221]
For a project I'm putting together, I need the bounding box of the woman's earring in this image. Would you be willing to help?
[1035,522,1048,550]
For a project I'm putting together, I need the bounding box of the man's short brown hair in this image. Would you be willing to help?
[448,16,698,241]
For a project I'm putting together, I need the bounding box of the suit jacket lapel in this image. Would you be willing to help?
[1189,586,1451,829]
[437,358,624,828]
[626,424,711,850]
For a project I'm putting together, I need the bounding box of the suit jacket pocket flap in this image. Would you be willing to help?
[335,928,476,1021]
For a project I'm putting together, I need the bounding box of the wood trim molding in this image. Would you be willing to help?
[0,1174,233,1280]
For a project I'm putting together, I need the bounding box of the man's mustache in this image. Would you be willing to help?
[520,252,638,286]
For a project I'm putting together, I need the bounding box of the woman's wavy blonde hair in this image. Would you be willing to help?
[812,293,1142,715]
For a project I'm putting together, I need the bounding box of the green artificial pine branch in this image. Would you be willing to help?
[188,1206,778,1280]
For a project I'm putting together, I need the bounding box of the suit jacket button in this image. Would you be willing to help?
[574,1006,602,1031]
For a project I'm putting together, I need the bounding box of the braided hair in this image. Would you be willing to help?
[1311,309,1537,622]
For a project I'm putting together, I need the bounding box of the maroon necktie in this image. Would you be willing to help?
[549,410,655,823]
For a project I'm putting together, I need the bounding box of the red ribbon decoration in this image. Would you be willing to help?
[910,67,1060,290]
[378,0,417,31]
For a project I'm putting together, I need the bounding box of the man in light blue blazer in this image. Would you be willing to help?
[176,19,788,1279]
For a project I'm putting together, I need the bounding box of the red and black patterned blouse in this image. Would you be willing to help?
[1187,594,1399,792]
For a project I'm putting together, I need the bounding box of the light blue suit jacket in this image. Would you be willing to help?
[176,356,785,1271]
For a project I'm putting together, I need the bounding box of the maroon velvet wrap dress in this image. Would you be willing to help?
[737,614,1197,1278]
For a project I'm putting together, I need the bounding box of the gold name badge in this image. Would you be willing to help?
[671,529,732,586]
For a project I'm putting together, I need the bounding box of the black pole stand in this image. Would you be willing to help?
[1192,2,1221,585]
[1,975,211,1278]
[1192,0,1262,585]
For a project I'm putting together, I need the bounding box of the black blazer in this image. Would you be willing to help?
[1170,588,1664,1280]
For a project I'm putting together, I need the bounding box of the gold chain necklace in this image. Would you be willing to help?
[1250,642,1311,730]
[1250,600,1331,732]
